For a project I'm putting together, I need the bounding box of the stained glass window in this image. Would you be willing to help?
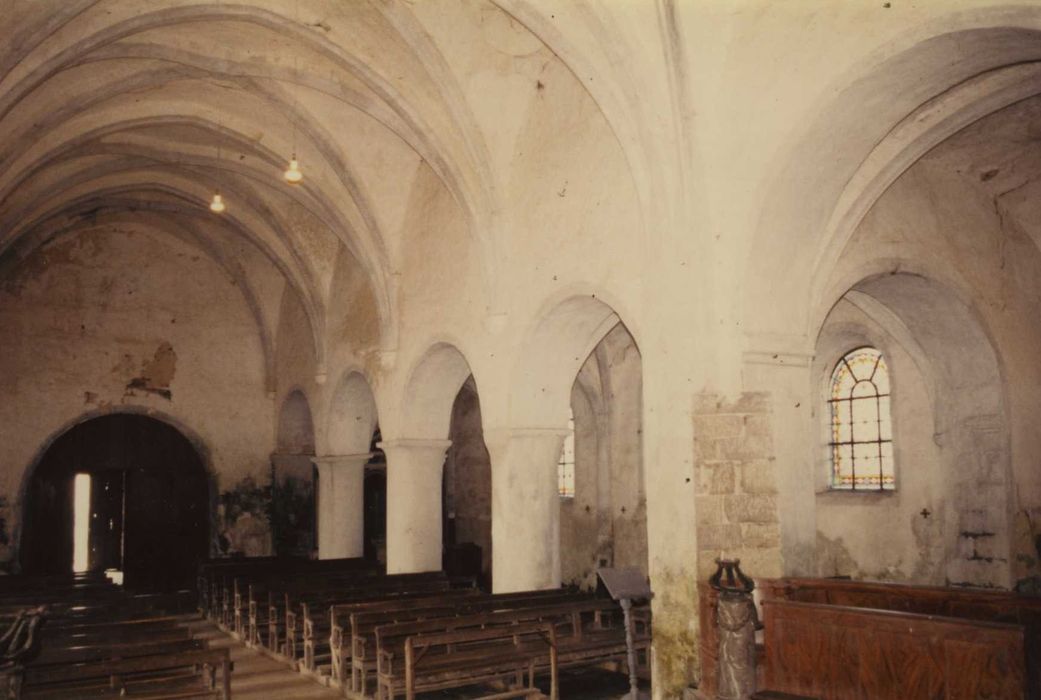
[828,347,894,490]
[558,408,575,498]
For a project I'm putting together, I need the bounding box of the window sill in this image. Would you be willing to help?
[816,488,897,502]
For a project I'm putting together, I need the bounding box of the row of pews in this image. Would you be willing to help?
[700,576,1041,700]
[200,557,651,699]
[0,571,231,699]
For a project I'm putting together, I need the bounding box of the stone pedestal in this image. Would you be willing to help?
[486,428,568,593]
[380,439,451,574]
[313,453,371,560]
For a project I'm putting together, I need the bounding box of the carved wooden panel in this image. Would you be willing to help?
[760,577,1041,699]
[762,600,1025,700]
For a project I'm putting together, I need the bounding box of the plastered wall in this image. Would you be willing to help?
[0,225,273,565]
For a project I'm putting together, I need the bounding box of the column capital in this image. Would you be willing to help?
[312,452,374,468]
[377,438,452,453]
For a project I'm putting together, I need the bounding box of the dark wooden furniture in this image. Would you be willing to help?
[760,577,1041,699]
[761,599,1024,700]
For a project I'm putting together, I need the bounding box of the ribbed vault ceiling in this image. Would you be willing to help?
[0,0,498,370]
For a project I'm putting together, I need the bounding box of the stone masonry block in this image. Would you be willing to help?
[724,494,778,525]
[731,392,770,414]
[740,459,778,495]
[697,523,742,551]
[696,461,736,495]
[693,414,745,440]
[718,431,773,461]
[695,495,723,528]
[693,393,722,415]
[740,522,780,549]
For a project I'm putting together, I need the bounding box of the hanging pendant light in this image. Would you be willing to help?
[284,154,303,184]
[208,115,227,213]
[210,191,226,213]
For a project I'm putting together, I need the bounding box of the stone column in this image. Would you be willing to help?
[486,428,568,593]
[379,439,451,574]
[313,453,371,560]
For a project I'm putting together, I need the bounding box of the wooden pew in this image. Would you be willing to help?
[271,572,455,661]
[199,556,376,622]
[22,645,232,699]
[0,574,231,700]
[761,599,1025,700]
[399,622,559,700]
[326,588,480,686]
[373,598,648,700]
[347,591,591,694]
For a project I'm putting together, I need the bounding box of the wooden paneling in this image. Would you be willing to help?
[761,577,1041,699]
[762,600,1025,700]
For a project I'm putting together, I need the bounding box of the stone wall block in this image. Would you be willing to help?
[695,495,723,527]
[731,392,771,415]
[696,461,736,495]
[723,494,778,524]
[740,458,778,494]
[718,432,772,461]
[693,414,744,440]
[693,393,723,414]
[740,522,781,549]
[698,523,742,551]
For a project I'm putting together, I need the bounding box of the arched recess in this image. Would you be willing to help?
[745,13,1041,341]
[812,272,1012,588]
[327,372,379,455]
[400,343,476,441]
[21,413,210,591]
[496,294,645,593]
[559,322,647,590]
[443,376,493,588]
[321,371,383,562]
[385,343,477,574]
[272,389,316,557]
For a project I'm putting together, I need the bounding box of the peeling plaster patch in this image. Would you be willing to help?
[816,531,859,578]
[124,342,176,400]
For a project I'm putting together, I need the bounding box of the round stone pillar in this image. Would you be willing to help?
[313,453,371,560]
[379,439,451,574]
[486,428,568,593]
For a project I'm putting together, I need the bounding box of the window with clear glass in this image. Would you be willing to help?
[558,408,575,498]
[828,347,894,490]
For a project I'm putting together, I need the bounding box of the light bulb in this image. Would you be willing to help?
[283,155,303,185]
[209,191,226,213]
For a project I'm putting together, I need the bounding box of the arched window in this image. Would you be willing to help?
[558,408,575,498]
[829,347,894,490]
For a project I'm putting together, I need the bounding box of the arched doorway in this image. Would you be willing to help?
[22,414,210,591]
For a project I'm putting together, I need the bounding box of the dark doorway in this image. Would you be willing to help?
[363,428,387,564]
[22,414,209,591]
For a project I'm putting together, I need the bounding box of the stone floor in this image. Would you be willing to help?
[187,620,341,699]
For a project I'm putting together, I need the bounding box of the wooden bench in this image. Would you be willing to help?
[347,591,591,694]
[761,599,1025,700]
[22,645,232,699]
[0,574,233,700]
[279,572,457,661]
[270,572,455,659]
[199,556,376,623]
[396,622,558,700]
[373,598,647,700]
[326,588,480,685]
